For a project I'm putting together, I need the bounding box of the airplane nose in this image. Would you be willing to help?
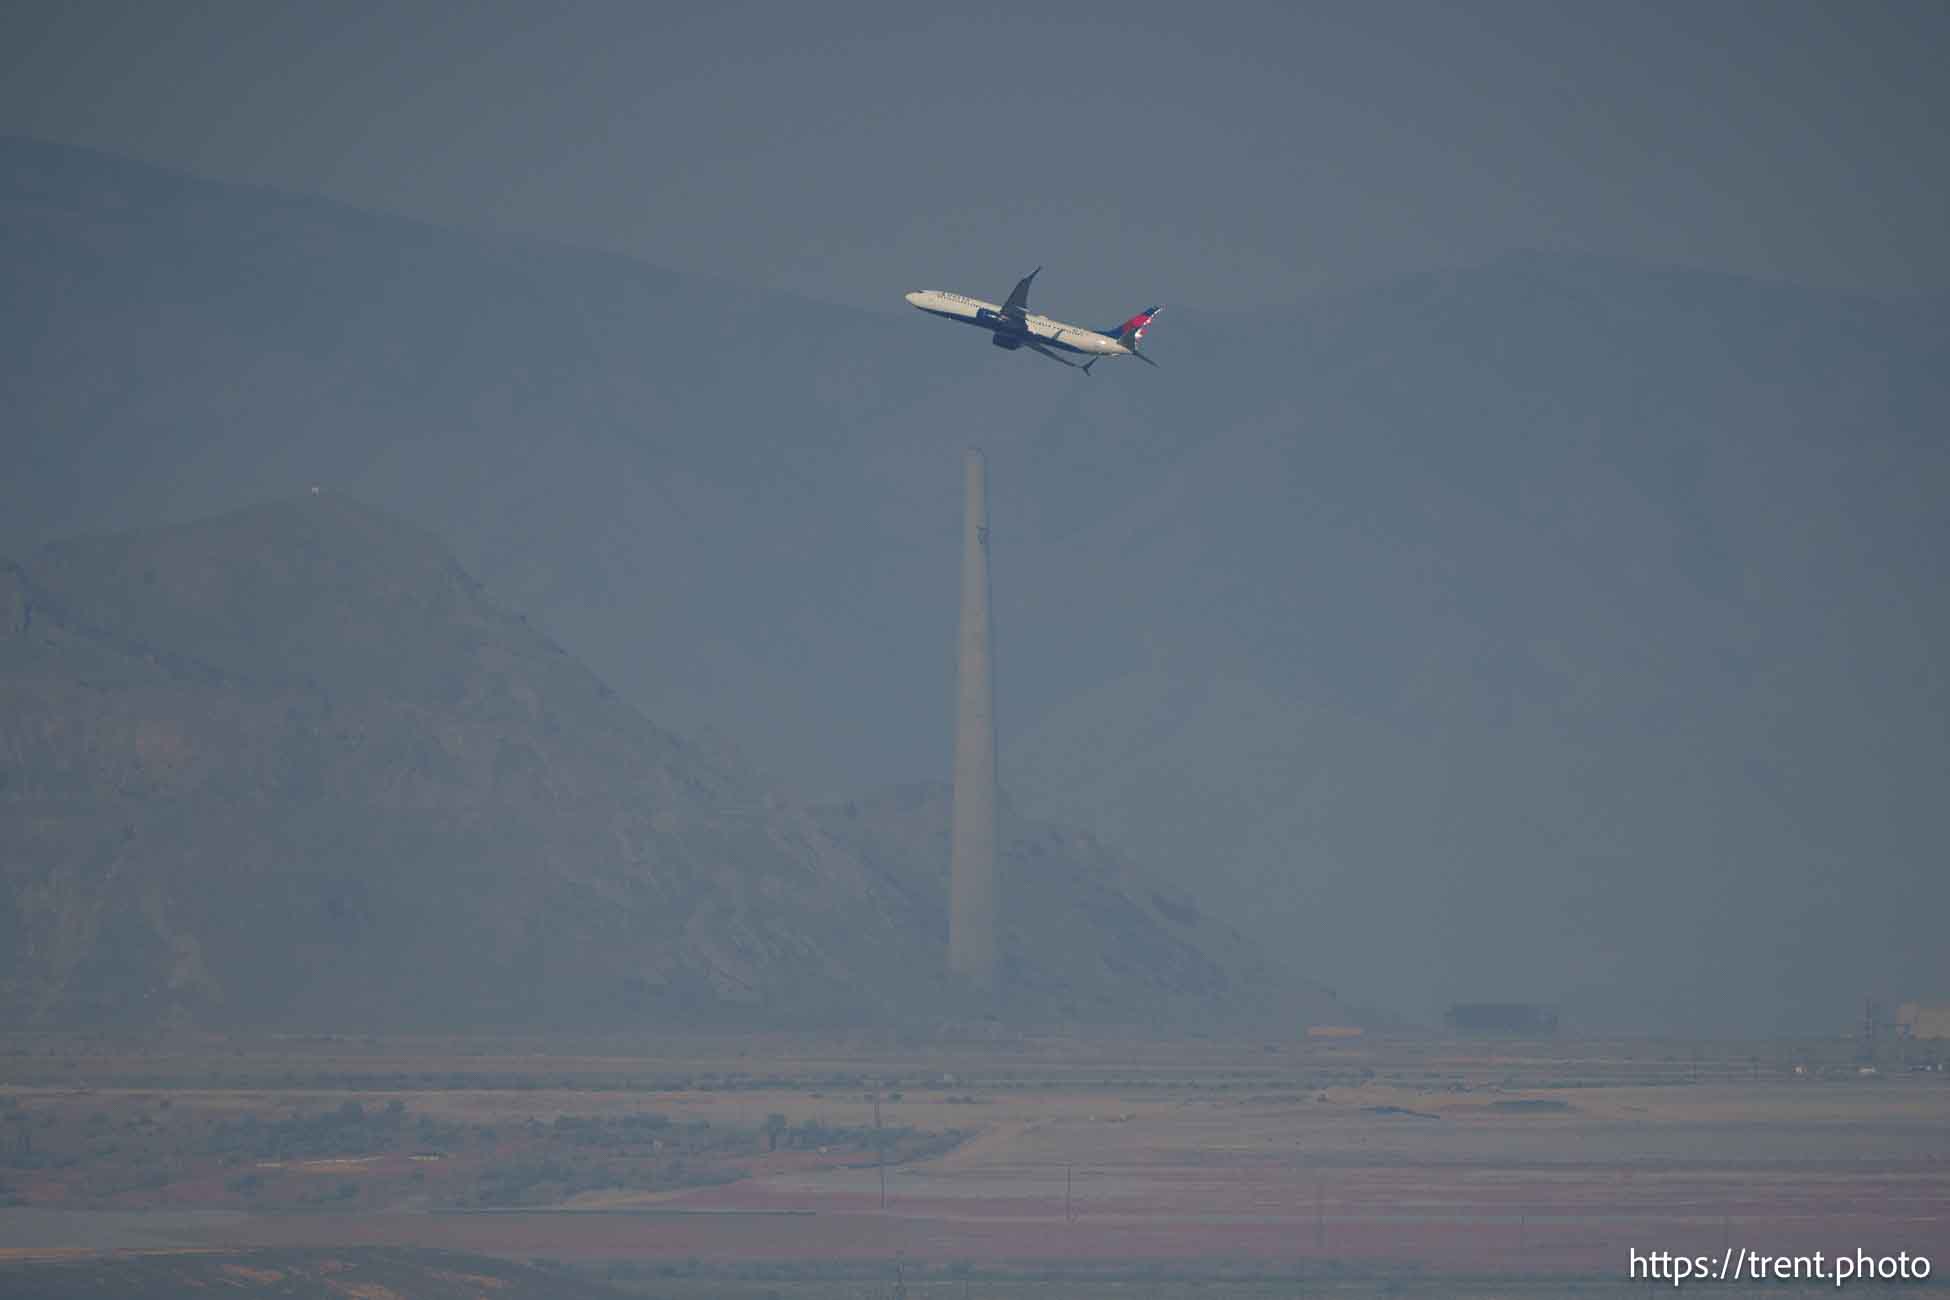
[904,291,924,307]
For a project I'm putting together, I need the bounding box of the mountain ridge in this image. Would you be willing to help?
[0,493,1316,1031]
[4,135,1944,1032]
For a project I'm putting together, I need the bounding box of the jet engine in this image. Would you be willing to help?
[989,333,1022,350]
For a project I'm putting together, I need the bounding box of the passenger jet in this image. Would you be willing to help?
[905,268,1159,373]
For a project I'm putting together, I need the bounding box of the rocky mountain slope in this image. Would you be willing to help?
[0,496,1303,1030]
[811,781,1336,1027]
[4,135,1944,1031]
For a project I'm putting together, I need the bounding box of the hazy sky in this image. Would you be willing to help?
[3,4,1947,1034]
[5,0,1947,312]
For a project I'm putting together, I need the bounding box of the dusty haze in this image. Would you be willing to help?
[2,2,1946,1036]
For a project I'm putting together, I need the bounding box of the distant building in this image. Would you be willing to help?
[1894,1003,1950,1040]
[1444,1002,1559,1035]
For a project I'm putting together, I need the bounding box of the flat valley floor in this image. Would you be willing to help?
[2,1032,1945,1296]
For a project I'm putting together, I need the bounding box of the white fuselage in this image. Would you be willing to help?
[903,289,1131,359]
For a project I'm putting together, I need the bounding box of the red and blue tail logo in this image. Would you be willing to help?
[1107,306,1160,346]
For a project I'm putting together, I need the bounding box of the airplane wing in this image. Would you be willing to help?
[1024,339,1082,370]
[1000,266,1041,322]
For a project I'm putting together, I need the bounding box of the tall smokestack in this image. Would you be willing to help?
[949,447,998,992]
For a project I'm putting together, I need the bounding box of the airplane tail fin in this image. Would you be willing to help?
[1105,305,1161,349]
